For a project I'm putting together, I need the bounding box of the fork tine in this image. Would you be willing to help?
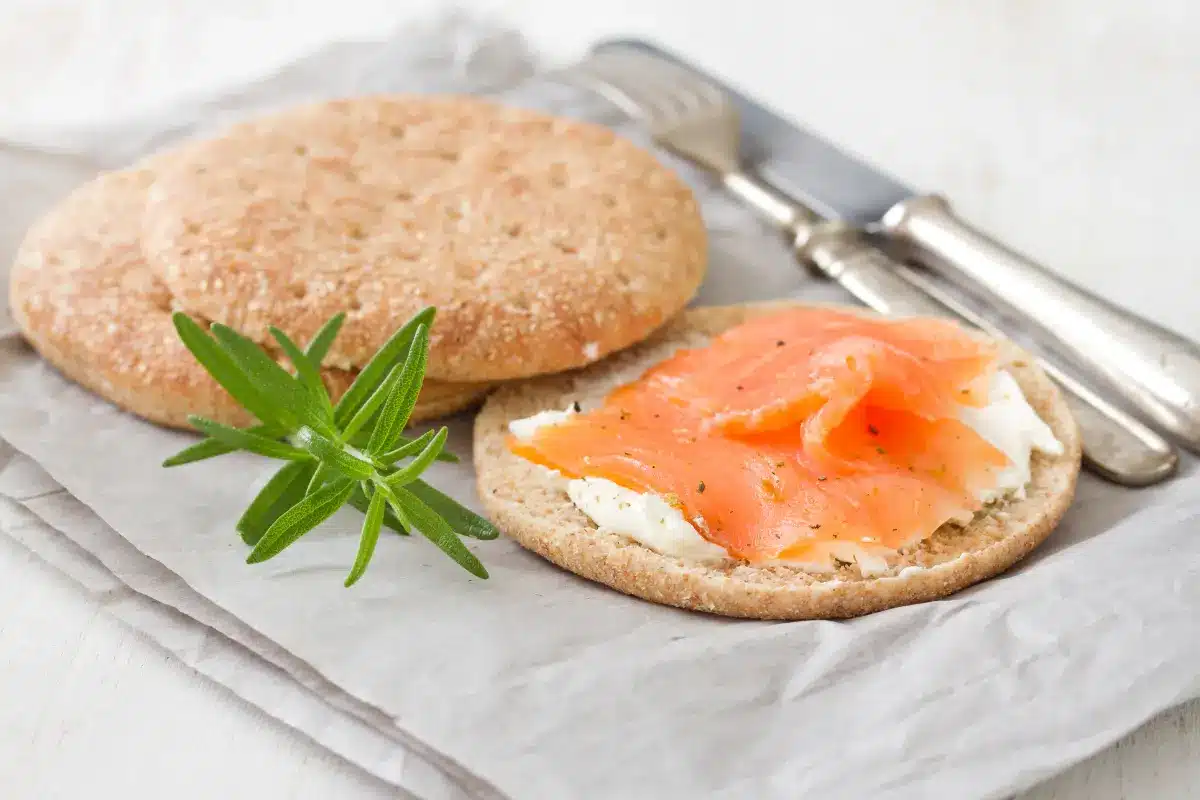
[572,50,732,131]
[622,52,719,115]
[607,51,716,121]
[678,70,728,113]
[550,57,643,114]
[556,62,649,121]
[578,54,680,125]
[613,51,726,106]
[557,48,744,175]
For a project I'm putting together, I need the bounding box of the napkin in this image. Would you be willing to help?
[0,440,482,800]
[1,13,1198,800]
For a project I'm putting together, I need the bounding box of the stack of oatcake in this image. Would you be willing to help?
[8,94,708,429]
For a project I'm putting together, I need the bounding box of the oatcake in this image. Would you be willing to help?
[474,303,1081,620]
[140,94,707,382]
[8,163,490,431]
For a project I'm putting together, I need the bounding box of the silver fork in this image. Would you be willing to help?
[551,49,1178,486]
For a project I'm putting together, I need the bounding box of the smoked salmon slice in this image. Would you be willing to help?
[509,308,1011,564]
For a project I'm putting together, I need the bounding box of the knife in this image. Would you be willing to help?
[591,38,1200,454]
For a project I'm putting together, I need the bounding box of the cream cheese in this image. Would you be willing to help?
[507,407,577,442]
[566,477,728,563]
[960,369,1064,502]
[507,369,1062,575]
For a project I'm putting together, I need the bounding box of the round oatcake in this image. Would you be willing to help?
[8,163,490,432]
[140,94,708,383]
[474,303,1082,620]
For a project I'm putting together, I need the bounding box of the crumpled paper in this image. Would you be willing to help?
[0,440,483,800]
[1,13,1198,800]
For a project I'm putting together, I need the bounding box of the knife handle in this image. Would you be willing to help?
[794,220,1178,486]
[881,194,1200,451]
[890,262,1178,486]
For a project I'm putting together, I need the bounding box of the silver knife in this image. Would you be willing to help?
[591,38,1200,454]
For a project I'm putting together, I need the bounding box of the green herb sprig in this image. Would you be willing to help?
[162,307,499,585]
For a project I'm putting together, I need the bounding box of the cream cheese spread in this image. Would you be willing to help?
[508,369,1062,576]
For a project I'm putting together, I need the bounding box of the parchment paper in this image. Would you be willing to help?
[2,14,1199,800]
[0,440,478,800]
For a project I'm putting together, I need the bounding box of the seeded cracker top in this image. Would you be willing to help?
[140,94,708,383]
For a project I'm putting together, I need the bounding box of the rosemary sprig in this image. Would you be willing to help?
[162,308,498,585]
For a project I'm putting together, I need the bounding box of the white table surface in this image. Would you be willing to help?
[1,1,1197,797]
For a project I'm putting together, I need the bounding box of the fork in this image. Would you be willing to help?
[550,49,1178,486]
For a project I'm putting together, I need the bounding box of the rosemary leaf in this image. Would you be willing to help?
[292,427,374,481]
[348,428,459,463]
[271,326,333,417]
[345,487,386,587]
[187,416,311,462]
[378,429,437,466]
[382,488,415,530]
[303,312,346,366]
[366,324,428,456]
[333,306,435,427]
[307,461,335,495]
[168,311,346,468]
[247,478,355,564]
[382,502,410,535]
[383,427,447,488]
[210,323,333,437]
[348,485,409,535]
[237,460,317,546]
[172,314,288,429]
[340,362,405,442]
[406,479,499,540]
[387,484,488,578]
[162,423,274,467]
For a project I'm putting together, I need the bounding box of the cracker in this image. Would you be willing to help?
[474,303,1082,620]
[8,164,490,432]
[140,94,707,382]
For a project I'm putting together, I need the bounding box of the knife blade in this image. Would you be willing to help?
[590,38,1200,453]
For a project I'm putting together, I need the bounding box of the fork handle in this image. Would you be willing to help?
[881,195,1200,451]
[795,222,953,318]
[794,219,1178,486]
